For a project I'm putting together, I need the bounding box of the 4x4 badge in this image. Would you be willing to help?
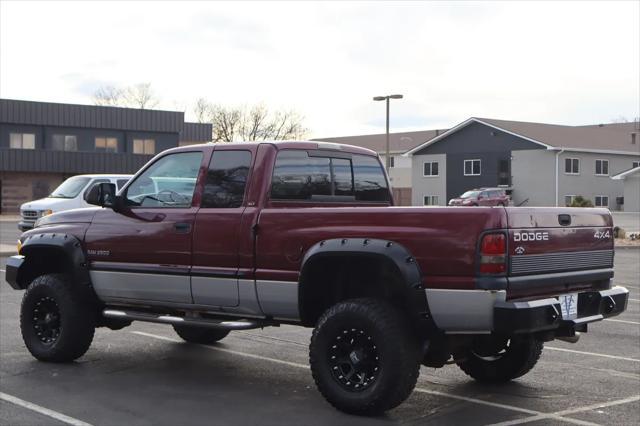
[515,246,526,255]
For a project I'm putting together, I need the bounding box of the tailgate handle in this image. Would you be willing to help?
[558,214,571,226]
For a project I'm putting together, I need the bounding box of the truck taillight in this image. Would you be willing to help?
[479,233,506,274]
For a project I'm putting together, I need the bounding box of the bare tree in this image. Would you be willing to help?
[92,86,124,106]
[212,105,243,142]
[239,104,270,141]
[124,83,159,109]
[199,101,307,142]
[92,83,159,109]
[266,110,307,140]
[193,98,214,123]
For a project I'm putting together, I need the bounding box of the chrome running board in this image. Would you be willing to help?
[103,309,264,330]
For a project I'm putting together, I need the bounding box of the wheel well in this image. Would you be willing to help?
[18,247,76,289]
[299,254,410,327]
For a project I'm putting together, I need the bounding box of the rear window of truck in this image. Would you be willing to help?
[270,150,390,202]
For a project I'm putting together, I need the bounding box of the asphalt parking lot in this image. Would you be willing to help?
[0,220,638,426]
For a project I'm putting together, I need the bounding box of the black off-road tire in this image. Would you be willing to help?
[20,274,96,362]
[309,298,421,416]
[173,325,230,344]
[456,335,543,383]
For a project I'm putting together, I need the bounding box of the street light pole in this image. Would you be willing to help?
[385,97,390,170]
[373,94,403,171]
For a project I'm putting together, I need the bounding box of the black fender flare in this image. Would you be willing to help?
[299,238,435,335]
[14,233,91,289]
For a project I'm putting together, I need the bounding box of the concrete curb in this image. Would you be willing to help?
[615,245,640,250]
[0,216,20,222]
[0,243,17,257]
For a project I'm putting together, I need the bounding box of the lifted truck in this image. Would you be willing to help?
[5,141,629,415]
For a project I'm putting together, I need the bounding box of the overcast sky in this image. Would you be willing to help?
[1,1,638,137]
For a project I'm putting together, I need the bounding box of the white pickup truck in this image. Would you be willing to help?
[18,174,131,230]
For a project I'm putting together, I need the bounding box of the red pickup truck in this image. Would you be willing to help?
[5,141,629,415]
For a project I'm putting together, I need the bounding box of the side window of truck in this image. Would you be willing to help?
[271,150,332,200]
[116,179,129,190]
[125,152,203,208]
[201,150,252,208]
[352,154,390,202]
[270,150,390,203]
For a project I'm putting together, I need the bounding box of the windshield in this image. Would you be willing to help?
[49,177,92,199]
[460,190,481,199]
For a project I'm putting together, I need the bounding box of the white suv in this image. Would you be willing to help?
[18,174,132,231]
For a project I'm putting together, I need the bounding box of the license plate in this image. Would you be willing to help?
[558,293,578,320]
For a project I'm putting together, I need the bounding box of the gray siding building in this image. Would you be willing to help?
[0,99,212,213]
[406,118,640,209]
[612,166,640,213]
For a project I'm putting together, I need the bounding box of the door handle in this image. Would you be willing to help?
[174,222,192,233]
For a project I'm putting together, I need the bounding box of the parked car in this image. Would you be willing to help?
[448,187,510,206]
[18,174,132,231]
[6,142,627,415]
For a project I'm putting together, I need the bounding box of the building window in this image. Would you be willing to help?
[95,137,118,153]
[595,195,609,207]
[389,156,395,168]
[52,134,78,151]
[564,195,576,206]
[133,139,155,155]
[9,133,35,149]
[633,161,640,169]
[595,159,609,176]
[565,158,580,174]
[464,159,481,176]
[423,195,439,206]
[423,161,439,176]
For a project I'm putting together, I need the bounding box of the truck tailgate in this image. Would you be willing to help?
[505,207,614,299]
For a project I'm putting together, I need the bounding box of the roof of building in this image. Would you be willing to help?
[0,98,212,142]
[611,166,640,180]
[405,117,640,156]
[312,129,446,154]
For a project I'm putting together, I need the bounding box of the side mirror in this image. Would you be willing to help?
[85,183,118,208]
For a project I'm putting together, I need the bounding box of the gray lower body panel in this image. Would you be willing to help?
[255,280,299,321]
[191,276,239,307]
[90,270,192,304]
[425,289,507,333]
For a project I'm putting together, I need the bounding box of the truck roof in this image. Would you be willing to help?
[170,141,379,157]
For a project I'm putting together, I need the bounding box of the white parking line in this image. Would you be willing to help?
[605,318,640,325]
[488,395,640,425]
[0,392,93,426]
[629,298,640,302]
[546,346,640,362]
[132,331,311,369]
[131,331,595,426]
